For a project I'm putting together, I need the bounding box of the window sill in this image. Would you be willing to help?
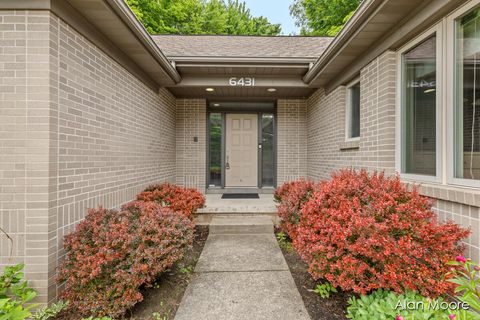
[339,139,360,150]
[402,181,480,208]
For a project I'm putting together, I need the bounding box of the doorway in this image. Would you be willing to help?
[207,102,276,190]
[225,114,258,187]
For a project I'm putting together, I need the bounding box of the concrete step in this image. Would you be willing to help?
[208,215,274,234]
[197,194,277,215]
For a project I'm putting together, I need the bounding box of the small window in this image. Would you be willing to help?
[208,113,222,187]
[261,114,275,187]
[454,5,480,181]
[346,81,361,139]
[401,35,438,176]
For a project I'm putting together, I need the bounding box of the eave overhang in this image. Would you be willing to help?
[304,0,470,88]
[1,0,181,89]
[304,0,405,86]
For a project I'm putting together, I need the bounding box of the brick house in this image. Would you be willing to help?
[1,0,479,303]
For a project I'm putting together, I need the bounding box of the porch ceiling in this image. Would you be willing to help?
[167,72,314,99]
[166,62,315,99]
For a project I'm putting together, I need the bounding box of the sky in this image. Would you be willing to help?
[241,0,299,35]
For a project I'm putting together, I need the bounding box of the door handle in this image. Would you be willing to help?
[226,155,230,170]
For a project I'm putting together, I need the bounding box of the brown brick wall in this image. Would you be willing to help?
[434,199,479,262]
[277,99,308,185]
[0,9,55,303]
[0,11,177,303]
[307,50,397,181]
[175,99,207,192]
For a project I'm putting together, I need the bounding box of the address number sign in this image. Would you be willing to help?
[229,77,255,86]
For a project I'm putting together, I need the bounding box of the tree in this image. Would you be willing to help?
[290,0,360,36]
[125,0,281,35]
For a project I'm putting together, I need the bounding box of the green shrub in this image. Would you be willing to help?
[31,301,68,320]
[275,232,293,252]
[312,282,337,299]
[0,263,37,320]
[346,289,478,320]
[448,256,480,313]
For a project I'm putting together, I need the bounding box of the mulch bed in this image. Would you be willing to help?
[129,225,209,319]
[55,225,209,320]
[276,230,351,320]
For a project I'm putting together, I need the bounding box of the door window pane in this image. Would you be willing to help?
[262,114,275,187]
[209,113,222,187]
[402,36,437,176]
[455,6,480,180]
[347,82,361,138]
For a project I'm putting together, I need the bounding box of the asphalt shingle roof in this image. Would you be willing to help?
[152,35,333,59]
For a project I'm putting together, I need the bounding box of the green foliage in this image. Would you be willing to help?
[125,0,281,35]
[312,282,337,299]
[151,312,167,320]
[346,289,478,320]
[31,301,68,320]
[290,0,360,36]
[275,232,293,252]
[179,266,193,274]
[448,258,480,313]
[0,263,37,320]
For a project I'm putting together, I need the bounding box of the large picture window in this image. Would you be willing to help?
[454,6,480,181]
[401,35,438,176]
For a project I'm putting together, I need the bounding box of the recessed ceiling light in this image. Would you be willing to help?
[267,88,277,92]
[213,103,220,107]
[206,88,215,92]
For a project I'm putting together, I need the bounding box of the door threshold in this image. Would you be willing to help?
[206,187,274,194]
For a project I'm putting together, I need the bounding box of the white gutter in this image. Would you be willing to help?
[104,0,182,84]
[170,56,318,64]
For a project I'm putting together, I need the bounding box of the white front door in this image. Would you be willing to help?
[225,114,258,187]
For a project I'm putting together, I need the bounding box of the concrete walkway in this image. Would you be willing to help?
[174,215,310,320]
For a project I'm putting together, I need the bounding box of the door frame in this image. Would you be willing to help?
[206,102,277,190]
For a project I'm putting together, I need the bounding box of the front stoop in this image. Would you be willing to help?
[197,194,277,214]
[174,215,310,320]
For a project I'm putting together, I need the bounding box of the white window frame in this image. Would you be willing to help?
[345,77,361,142]
[395,23,444,184]
[446,0,480,188]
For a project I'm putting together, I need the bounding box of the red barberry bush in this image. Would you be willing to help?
[137,183,205,219]
[57,201,194,318]
[274,179,316,240]
[295,169,470,297]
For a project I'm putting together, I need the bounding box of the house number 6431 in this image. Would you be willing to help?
[229,77,255,86]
